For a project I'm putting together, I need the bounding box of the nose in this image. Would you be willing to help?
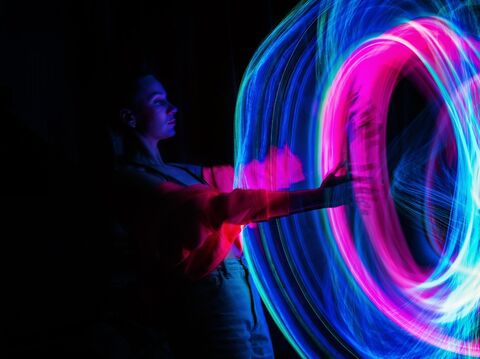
[168,102,178,115]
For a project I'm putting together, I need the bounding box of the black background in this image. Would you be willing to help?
[5,0,469,357]
[3,0,302,357]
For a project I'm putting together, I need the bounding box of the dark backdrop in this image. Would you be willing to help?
[4,1,457,357]
[2,0,301,358]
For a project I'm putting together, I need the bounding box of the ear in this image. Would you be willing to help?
[120,108,137,129]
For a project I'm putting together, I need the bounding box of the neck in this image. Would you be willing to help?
[137,132,164,164]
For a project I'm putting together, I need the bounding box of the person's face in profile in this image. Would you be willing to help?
[133,75,178,141]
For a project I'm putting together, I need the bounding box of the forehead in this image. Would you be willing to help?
[135,75,166,99]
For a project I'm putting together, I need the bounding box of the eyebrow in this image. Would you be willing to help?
[148,91,167,100]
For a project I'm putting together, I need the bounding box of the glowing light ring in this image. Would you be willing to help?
[321,17,480,356]
[235,1,480,357]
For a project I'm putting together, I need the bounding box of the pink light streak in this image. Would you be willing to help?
[321,17,480,356]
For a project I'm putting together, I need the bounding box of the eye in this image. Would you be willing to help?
[154,98,168,106]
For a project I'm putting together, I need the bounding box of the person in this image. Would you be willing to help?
[108,70,353,359]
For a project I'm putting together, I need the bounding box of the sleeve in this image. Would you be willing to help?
[146,173,350,280]
[237,145,305,190]
[155,182,292,249]
[198,163,351,227]
[154,181,293,279]
[202,165,235,192]
[201,146,306,193]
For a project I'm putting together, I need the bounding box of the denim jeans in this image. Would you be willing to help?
[169,257,274,358]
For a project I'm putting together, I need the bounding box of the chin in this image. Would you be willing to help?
[159,130,176,140]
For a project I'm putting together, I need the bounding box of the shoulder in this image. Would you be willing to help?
[114,162,168,194]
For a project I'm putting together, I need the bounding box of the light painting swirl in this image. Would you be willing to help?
[234,0,480,358]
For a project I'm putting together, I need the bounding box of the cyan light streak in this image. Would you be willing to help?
[235,0,480,357]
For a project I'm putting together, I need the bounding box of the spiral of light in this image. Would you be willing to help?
[235,1,480,358]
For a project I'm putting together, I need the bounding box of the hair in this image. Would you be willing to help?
[111,62,158,112]
[106,60,158,162]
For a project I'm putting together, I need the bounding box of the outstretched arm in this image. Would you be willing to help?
[202,160,352,222]
[155,164,352,240]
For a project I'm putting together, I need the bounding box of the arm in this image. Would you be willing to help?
[208,182,351,226]
[201,160,352,223]
[155,171,352,249]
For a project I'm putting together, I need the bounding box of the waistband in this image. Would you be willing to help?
[214,256,248,274]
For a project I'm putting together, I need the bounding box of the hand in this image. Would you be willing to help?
[320,161,350,189]
[319,161,353,207]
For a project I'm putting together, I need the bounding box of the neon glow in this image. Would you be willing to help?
[235,1,480,358]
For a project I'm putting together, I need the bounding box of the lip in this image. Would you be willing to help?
[167,118,176,125]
